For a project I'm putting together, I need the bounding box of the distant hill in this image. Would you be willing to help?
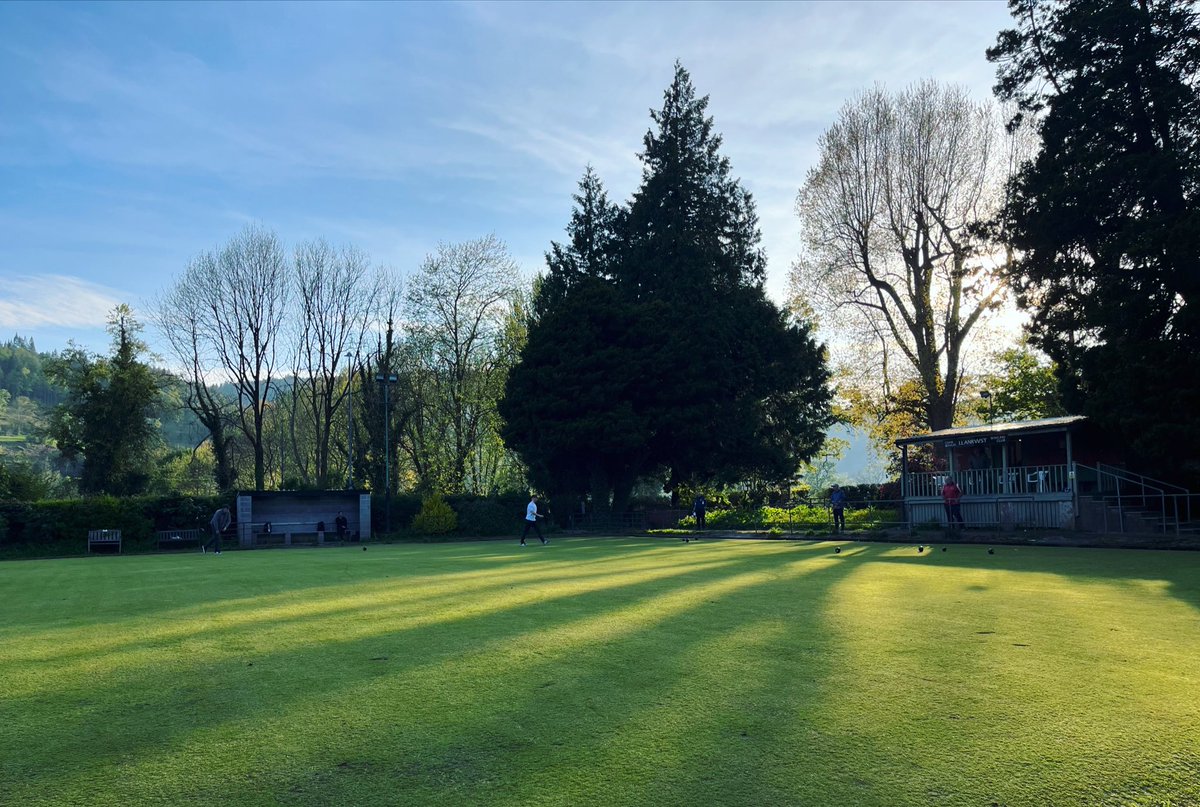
[831,425,888,484]
[0,335,207,450]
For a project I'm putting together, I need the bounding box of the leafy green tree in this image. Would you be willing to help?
[989,0,1200,479]
[148,445,219,497]
[975,341,1065,423]
[45,306,165,495]
[402,236,522,494]
[0,336,64,407]
[620,64,833,491]
[0,456,65,501]
[842,375,929,476]
[503,63,834,509]
[503,169,648,508]
[797,435,849,497]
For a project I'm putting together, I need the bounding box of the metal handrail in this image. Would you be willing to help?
[1077,463,1193,534]
[1092,493,1200,535]
[1096,462,1189,494]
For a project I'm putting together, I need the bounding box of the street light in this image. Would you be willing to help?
[345,354,355,490]
[980,390,993,424]
[374,372,398,533]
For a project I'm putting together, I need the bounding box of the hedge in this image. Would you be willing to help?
[0,495,228,558]
[677,504,903,531]
[0,492,557,557]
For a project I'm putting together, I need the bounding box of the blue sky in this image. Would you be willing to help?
[0,0,1013,356]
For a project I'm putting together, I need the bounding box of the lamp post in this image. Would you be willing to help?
[981,390,993,424]
[345,354,354,490]
[374,372,398,532]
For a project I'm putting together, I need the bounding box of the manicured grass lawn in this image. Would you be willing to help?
[2,538,1198,806]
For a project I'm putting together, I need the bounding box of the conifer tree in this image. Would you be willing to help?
[46,306,165,495]
[989,0,1200,478]
[503,63,833,507]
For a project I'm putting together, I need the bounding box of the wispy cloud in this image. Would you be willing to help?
[0,0,1018,353]
[0,275,123,329]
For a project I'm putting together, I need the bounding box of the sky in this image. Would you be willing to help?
[0,0,1015,358]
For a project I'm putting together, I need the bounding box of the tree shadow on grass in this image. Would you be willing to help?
[7,539,1195,806]
[4,552,739,670]
[2,541,792,804]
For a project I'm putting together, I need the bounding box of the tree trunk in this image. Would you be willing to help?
[611,470,636,515]
[589,465,612,515]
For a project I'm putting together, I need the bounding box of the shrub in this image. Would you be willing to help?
[673,504,902,532]
[411,494,458,538]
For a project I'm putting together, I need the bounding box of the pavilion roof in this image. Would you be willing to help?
[895,415,1088,447]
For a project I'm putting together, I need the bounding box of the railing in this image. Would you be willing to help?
[569,511,652,533]
[1088,495,1183,534]
[1095,463,1189,496]
[1074,462,1195,534]
[907,464,1071,498]
[1092,463,1192,531]
[905,498,1073,530]
[1071,464,1197,534]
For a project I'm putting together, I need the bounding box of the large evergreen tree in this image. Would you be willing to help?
[503,63,833,509]
[502,169,651,509]
[989,0,1200,480]
[45,306,165,495]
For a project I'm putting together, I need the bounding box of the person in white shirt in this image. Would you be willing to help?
[520,494,547,546]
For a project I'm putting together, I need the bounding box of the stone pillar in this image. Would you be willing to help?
[236,494,253,548]
[359,493,372,540]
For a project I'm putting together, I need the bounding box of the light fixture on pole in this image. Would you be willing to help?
[374,372,398,533]
[345,353,355,490]
[980,390,993,424]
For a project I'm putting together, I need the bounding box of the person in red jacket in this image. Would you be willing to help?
[942,477,965,529]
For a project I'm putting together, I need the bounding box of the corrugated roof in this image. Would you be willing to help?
[895,415,1088,446]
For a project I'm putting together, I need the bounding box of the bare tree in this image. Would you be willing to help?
[287,240,383,488]
[402,235,521,494]
[176,225,290,490]
[153,279,240,491]
[794,81,1015,431]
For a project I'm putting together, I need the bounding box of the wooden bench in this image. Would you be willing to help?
[252,521,336,546]
[87,529,122,554]
[156,529,205,551]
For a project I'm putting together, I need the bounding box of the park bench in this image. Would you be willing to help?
[87,529,122,554]
[156,529,205,551]
[249,521,350,547]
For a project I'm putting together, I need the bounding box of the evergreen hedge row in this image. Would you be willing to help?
[0,495,227,558]
[0,492,555,556]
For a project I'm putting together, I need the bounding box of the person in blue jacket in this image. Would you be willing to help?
[830,485,847,533]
